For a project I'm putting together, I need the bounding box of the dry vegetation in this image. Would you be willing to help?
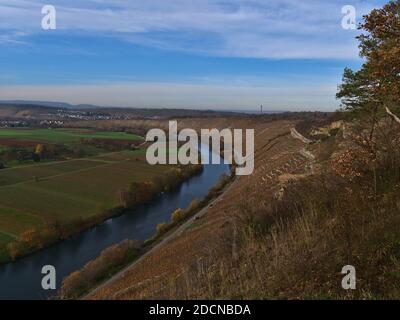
[86,112,400,300]
[60,239,141,299]
[87,119,310,299]
[60,171,232,299]
[163,116,400,299]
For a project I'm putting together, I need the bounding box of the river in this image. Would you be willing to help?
[0,146,230,299]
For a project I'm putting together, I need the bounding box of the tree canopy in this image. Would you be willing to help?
[337,0,400,113]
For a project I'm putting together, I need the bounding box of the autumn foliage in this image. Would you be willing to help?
[120,164,203,208]
[337,0,400,134]
[60,239,141,299]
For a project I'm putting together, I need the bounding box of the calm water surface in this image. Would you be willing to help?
[0,146,229,299]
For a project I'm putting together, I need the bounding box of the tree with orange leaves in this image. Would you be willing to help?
[337,0,400,135]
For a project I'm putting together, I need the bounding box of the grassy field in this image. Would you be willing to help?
[0,149,168,247]
[0,150,166,236]
[0,127,181,263]
[0,159,105,186]
[0,231,16,245]
[0,128,142,145]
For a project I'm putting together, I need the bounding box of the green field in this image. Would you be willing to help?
[0,128,142,145]
[0,149,169,245]
[0,128,171,251]
[0,159,105,186]
[0,127,145,169]
[0,232,15,245]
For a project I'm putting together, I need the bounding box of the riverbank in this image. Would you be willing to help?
[86,120,301,299]
[0,163,203,266]
[0,140,230,299]
[62,171,235,299]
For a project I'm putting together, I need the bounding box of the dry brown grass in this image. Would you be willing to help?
[85,114,400,300]
[166,117,400,300]
[87,119,310,299]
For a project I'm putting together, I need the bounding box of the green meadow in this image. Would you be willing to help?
[0,128,142,145]
[0,127,183,258]
[0,148,168,246]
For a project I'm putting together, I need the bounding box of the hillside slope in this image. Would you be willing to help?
[85,114,400,300]
[87,119,313,299]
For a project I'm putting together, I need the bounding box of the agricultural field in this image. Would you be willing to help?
[0,127,144,168]
[0,127,159,253]
[0,149,169,247]
[0,128,142,145]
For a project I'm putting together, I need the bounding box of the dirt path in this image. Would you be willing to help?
[290,127,313,144]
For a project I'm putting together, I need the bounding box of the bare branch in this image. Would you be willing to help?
[386,107,400,125]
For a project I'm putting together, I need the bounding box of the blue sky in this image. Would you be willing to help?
[0,0,388,111]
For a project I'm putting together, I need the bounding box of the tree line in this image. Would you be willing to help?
[0,163,203,264]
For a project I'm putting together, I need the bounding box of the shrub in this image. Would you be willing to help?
[171,208,185,224]
[124,164,203,208]
[6,242,25,261]
[204,174,231,201]
[0,244,10,264]
[156,222,170,237]
[186,199,201,214]
[60,239,141,299]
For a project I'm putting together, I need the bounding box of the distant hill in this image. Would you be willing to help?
[0,100,98,109]
[0,100,284,115]
[0,101,250,120]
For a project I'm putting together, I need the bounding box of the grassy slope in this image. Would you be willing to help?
[87,119,301,299]
[89,117,400,300]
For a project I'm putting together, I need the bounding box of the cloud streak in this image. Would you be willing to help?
[0,0,385,59]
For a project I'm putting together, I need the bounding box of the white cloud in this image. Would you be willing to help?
[0,0,384,59]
